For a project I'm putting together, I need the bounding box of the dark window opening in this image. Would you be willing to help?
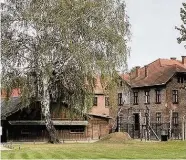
[118,93,122,106]
[93,97,98,106]
[172,90,178,104]
[120,81,123,86]
[70,127,84,133]
[177,75,186,83]
[156,112,161,123]
[133,92,138,105]
[145,91,150,104]
[133,113,140,130]
[155,90,161,104]
[172,112,178,125]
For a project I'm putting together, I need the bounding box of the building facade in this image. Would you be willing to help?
[118,56,186,140]
[1,88,111,142]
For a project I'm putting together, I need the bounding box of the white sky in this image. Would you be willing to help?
[125,0,186,69]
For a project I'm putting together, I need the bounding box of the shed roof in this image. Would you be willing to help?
[1,97,29,120]
[9,120,88,126]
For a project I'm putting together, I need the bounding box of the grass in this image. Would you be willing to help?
[1,140,186,159]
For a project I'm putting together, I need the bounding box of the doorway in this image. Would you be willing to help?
[133,113,140,131]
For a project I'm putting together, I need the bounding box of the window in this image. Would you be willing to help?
[133,92,138,105]
[93,97,97,106]
[21,129,31,135]
[120,81,123,86]
[144,91,150,104]
[117,80,123,87]
[155,90,161,104]
[70,127,84,133]
[172,112,178,125]
[118,93,122,106]
[177,75,186,83]
[105,97,109,107]
[156,112,161,123]
[172,90,178,104]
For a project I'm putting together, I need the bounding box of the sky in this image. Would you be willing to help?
[125,0,186,69]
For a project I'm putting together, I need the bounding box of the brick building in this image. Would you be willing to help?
[118,56,186,140]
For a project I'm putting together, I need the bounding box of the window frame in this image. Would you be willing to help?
[172,112,178,125]
[70,127,85,134]
[156,112,161,124]
[105,97,109,107]
[144,91,150,104]
[118,93,122,106]
[93,97,98,106]
[133,91,138,105]
[172,90,178,104]
[155,90,161,104]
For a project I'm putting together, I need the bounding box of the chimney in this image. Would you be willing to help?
[135,66,140,77]
[145,65,148,77]
[182,56,186,65]
[170,57,176,60]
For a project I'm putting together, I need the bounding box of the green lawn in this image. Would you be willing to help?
[1,140,186,159]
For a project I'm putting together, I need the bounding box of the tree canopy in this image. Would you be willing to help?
[176,2,186,47]
[1,0,130,143]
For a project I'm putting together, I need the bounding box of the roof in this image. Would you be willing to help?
[120,58,186,88]
[8,120,88,126]
[1,88,20,98]
[1,97,29,120]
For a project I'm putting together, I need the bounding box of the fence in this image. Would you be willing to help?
[121,123,184,140]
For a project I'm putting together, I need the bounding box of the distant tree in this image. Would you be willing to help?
[175,2,186,47]
[130,67,136,73]
[1,0,130,143]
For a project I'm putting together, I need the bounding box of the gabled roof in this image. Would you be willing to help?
[1,97,29,120]
[120,58,186,88]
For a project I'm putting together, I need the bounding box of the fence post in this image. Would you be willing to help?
[132,124,134,138]
[182,115,185,141]
[169,110,172,139]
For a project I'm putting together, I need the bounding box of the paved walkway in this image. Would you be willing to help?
[0,144,12,150]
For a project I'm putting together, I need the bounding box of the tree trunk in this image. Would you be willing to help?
[41,77,60,143]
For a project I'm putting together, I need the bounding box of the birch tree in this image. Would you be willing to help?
[1,0,130,143]
[176,2,186,47]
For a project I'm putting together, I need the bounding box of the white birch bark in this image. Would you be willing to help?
[41,76,60,143]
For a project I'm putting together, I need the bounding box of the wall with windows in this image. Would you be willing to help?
[118,73,186,138]
[166,73,186,125]
[117,82,131,106]
[90,94,110,116]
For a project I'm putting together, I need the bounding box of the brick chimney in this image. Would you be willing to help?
[145,65,148,77]
[182,56,186,65]
[170,57,176,60]
[135,66,140,77]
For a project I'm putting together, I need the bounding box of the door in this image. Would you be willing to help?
[133,113,140,131]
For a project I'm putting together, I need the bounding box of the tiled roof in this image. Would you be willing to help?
[1,88,20,98]
[121,58,186,88]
